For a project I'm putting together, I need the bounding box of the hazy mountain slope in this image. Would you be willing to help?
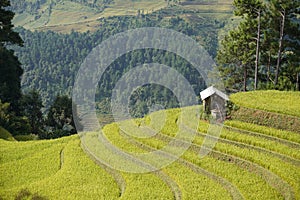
[11,0,233,33]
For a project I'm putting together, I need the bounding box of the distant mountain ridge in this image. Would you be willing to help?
[11,0,233,33]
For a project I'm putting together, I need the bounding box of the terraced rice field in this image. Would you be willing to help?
[230,90,300,117]
[1,90,300,199]
[13,0,234,33]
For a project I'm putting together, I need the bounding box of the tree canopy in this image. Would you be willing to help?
[0,0,23,47]
[0,0,24,116]
[217,0,300,91]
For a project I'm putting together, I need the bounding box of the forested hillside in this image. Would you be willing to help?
[5,0,298,136]
[1,0,235,137]
[12,12,226,115]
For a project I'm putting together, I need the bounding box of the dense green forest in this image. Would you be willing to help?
[1,0,76,138]
[12,12,224,115]
[2,0,230,138]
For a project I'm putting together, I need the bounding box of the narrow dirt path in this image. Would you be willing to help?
[59,148,64,170]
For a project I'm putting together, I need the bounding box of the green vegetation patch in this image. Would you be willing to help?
[14,134,39,141]
[0,127,15,141]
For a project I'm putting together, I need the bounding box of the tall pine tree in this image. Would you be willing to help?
[267,0,300,89]
[217,17,256,92]
[218,0,299,91]
[233,0,265,90]
[0,0,24,113]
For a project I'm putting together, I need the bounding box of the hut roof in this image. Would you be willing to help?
[200,86,229,101]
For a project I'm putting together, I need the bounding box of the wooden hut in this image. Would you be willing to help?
[200,86,229,117]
